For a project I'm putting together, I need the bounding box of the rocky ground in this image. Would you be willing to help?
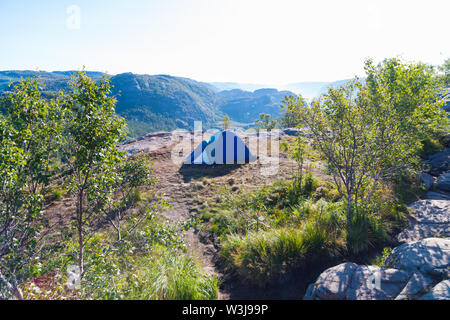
[304,144,450,300]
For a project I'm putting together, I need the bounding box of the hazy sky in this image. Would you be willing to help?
[1,0,449,84]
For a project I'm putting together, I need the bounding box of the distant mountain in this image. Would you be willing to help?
[210,79,359,101]
[0,71,222,136]
[209,82,268,92]
[110,73,221,136]
[217,88,294,123]
[2,70,353,137]
[280,82,329,100]
[0,70,104,93]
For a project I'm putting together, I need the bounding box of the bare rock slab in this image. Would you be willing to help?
[303,262,358,300]
[397,200,450,243]
[395,272,437,300]
[345,266,410,300]
[384,238,450,277]
[419,279,450,300]
[408,200,450,224]
[397,224,450,243]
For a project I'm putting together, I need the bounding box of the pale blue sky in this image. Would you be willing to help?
[0,0,449,84]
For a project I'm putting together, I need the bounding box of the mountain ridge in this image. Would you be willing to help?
[1,70,343,136]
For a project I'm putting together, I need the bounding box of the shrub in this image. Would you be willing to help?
[220,201,345,286]
[392,170,425,204]
[373,247,393,267]
[126,250,218,300]
[220,228,306,285]
[420,136,443,158]
[302,171,319,196]
[346,210,387,254]
[45,237,217,300]
[52,189,63,200]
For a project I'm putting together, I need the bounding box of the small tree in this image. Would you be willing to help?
[280,94,307,128]
[63,71,125,275]
[291,58,446,251]
[254,113,277,132]
[107,155,154,242]
[438,58,450,86]
[0,78,63,298]
[222,114,230,130]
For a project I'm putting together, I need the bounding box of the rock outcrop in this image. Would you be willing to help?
[305,143,450,300]
[396,200,450,243]
[304,238,450,300]
[420,280,450,300]
[428,149,450,176]
[304,97,450,300]
[420,172,434,191]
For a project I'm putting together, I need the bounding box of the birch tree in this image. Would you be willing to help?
[63,71,125,275]
[0,79,63,298]
[287,58,446,249]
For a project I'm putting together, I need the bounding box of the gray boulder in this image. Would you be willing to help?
[304,238,450,300]
[420,172,434,190]
[428,149,450,175]
[303,262,358,300]
[383,238,450,277]
[397,201,450,243]
[424,191,450,201]
[345,266,410,300]
[304,263,410,300]
[436,172,450,192]
[419,279,450,300]
[395,272,437,300]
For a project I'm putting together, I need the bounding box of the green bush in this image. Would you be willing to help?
[302,171,319,196]
[420,136,443,158]
[220,228,306,285]
[220,202,345,286]
[373,247,393,267]
[205,209,247,238]
[52,189,63,200]
[346,210,387,254]
[392,171,425,204]
[125,249,218,300]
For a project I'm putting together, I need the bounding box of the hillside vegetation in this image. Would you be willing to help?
[0,71,293,137]
[0,72,218,300]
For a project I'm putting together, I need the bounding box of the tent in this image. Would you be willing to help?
[185,130,257,165]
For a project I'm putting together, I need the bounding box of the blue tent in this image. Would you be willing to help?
[185,130,256,165]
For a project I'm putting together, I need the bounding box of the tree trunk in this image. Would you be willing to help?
[117,211,122,242]
[346,189,354,250]
[346,194,353,224]
[77,191,84,275]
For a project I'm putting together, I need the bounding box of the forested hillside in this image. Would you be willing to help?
[0,71,294,137]
[217,88,294,123]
